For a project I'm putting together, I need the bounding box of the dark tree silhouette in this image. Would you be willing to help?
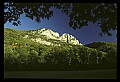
[4,3,117,36]
[67,34,69,43]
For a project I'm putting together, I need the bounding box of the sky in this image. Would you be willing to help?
[4,7,117,45]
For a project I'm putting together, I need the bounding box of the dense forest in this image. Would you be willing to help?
[4,28,117,71]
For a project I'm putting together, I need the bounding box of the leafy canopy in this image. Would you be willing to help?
[4,3,117,36]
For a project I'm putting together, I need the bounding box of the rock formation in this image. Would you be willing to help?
[24,28,82,46]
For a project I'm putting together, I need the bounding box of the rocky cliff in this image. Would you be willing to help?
[24,28,82,46]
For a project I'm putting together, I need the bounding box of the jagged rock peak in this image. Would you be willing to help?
[37,28,60,39]
[60,33,80,45]
[24,28,82,45]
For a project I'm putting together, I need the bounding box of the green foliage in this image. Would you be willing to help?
[4,3,117,36]
[85,41,117,63]
[4,45,18,65]
[4,28,117,71]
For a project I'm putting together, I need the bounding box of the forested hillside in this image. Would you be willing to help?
[4,28,117,71]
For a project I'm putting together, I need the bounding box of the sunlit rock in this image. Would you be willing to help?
[39,28,59,39]
[23,35,29,38]
[60,33,80,45]
[31,38,52,45]
[24,28,82,46]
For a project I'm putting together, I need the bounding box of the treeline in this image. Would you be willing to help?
[4,42,116,71]
[85,42,117,63]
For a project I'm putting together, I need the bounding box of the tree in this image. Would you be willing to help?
[4,45,18,65]
[4,3,117,36]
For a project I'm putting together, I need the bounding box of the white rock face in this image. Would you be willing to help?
[38,28,60,40]
[24,28,82,46]
[59,33,80,45]
[31,38,53,46]
[24,35,29,38]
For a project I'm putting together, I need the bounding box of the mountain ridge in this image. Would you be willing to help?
[4,27,117,71]
[5,27,82,46]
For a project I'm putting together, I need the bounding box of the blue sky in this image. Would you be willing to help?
[4,7,117,44]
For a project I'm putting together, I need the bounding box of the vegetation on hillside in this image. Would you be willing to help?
[85,42,117,63]
[4,28,117,71]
